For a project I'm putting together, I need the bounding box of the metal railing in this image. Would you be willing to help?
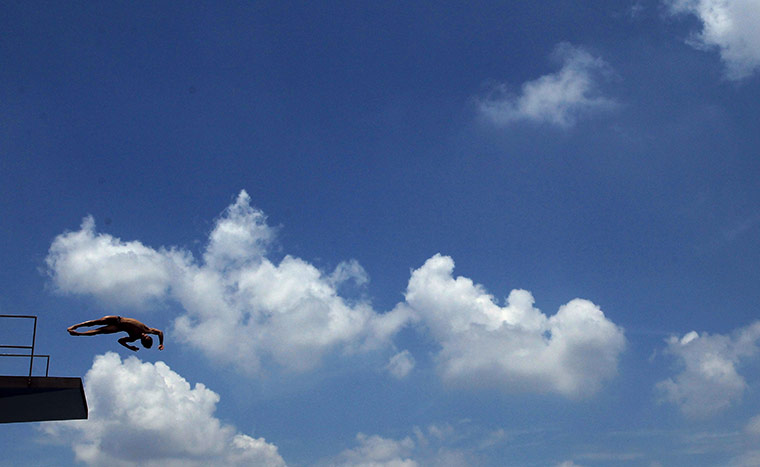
[0,315,50,377]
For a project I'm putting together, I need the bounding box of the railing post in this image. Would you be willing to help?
[29,316,37,378]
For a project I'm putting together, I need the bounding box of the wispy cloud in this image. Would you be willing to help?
[722,212,760,242]
[477,43,617,127]
[386,350,415,379]
[327,433,418,467]
[323,422,511,467]
[43,352,285,466]
[665,0,760,80]
[555,462,585,467]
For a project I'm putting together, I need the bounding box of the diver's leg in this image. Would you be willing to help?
[68,324,120,336]
[68,316,118,334]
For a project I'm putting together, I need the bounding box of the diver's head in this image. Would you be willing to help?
[141,334,153,349]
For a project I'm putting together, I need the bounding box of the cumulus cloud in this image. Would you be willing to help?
[385,350,415,379]
[46,191,412,374]
[401,254,626,398]
[665,0,760,79]
[46,216,175,308]
[656,322,760,418]
[43,352,285,466]
[478,42,616,127]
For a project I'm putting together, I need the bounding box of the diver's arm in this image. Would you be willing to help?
[150,328,164,350]
[118,336,139,351]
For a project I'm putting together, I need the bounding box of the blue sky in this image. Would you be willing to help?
[2,1,760,465]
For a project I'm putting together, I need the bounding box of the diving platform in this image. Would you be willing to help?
[0,375,87,423]
[0,315,88,423]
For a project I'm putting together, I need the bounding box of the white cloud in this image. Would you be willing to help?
[326,422,508,467]
[385,350,415,379]
[328,433,418,467]
[47,193,624,398]
[478,42,616,127]
[202,190,275,271]
[46,216,175,309]
[665,0,760,79]
[329,259,370,288]
[402,254,626,398]
[43,352,285,466]
[46,191,412,374]
[656,322,760,417]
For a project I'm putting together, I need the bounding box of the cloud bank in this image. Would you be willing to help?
[666,0,760,79]
[478,43,616,127]
[47,192,625,397]
[656,322,760,417]
[43,352,285,466]
[401,254,626,397]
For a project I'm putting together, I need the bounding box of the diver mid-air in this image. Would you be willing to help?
[67,315,164,351]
